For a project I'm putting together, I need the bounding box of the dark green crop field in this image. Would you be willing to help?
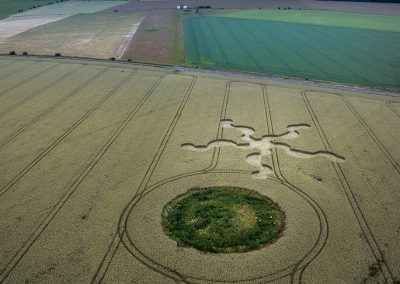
[184,16,400,89]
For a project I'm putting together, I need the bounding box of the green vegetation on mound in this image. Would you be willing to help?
[162,187,285,253]
[215,9,400,32]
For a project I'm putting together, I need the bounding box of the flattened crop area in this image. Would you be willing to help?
[184,16,400,89]
[0,56,399,283]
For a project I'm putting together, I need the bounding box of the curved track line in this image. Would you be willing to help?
[0,71,165,283]
[260,84,328,284]
[92,75,198,283]
[301,91,394,282]
[99,82,327,284]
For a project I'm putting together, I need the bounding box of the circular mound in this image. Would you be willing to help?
[162,186,285,253]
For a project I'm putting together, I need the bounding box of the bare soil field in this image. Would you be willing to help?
[0,11,144,58]
[121,9,183,64]
[0,55,399,283]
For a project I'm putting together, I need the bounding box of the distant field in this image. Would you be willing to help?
[0,0,125,19]
[216,9,400,32]
[13,0,127,16]
[122,10,183,65]
[0,0,49,19]
[184,16,400,89]
[0,11,144,58]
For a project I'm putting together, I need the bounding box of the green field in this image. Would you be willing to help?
[184,16,400,89]
[216,9,400,32]
[0,0,49,19]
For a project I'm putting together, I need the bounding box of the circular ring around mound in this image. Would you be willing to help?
[162,186,285,253]
[120,172,325,283]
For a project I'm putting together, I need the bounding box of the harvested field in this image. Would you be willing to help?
[184,16,400,89]
[0,15,65,43]
[0,1,127,43]
[0,11,144,58]
[121,10,183,65]
[0,55,399,283]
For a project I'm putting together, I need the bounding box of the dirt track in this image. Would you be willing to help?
[0,56,399,283]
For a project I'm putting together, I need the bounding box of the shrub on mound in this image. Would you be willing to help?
[162,186,285,253]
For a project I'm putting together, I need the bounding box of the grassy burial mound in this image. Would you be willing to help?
[162,187,285,253]
[184,11,400,89]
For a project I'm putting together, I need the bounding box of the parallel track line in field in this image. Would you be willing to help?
[0,64,83,119]
[0,68,135,199]
[0,62,59,98]
[0,66,106,149]
[0,72,168,283]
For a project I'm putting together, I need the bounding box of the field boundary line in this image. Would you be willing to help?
[0,68,133,199]
[301,91,394,282]
[172,66,400,97]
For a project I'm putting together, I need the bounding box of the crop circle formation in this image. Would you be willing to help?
[162,186,285,253]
